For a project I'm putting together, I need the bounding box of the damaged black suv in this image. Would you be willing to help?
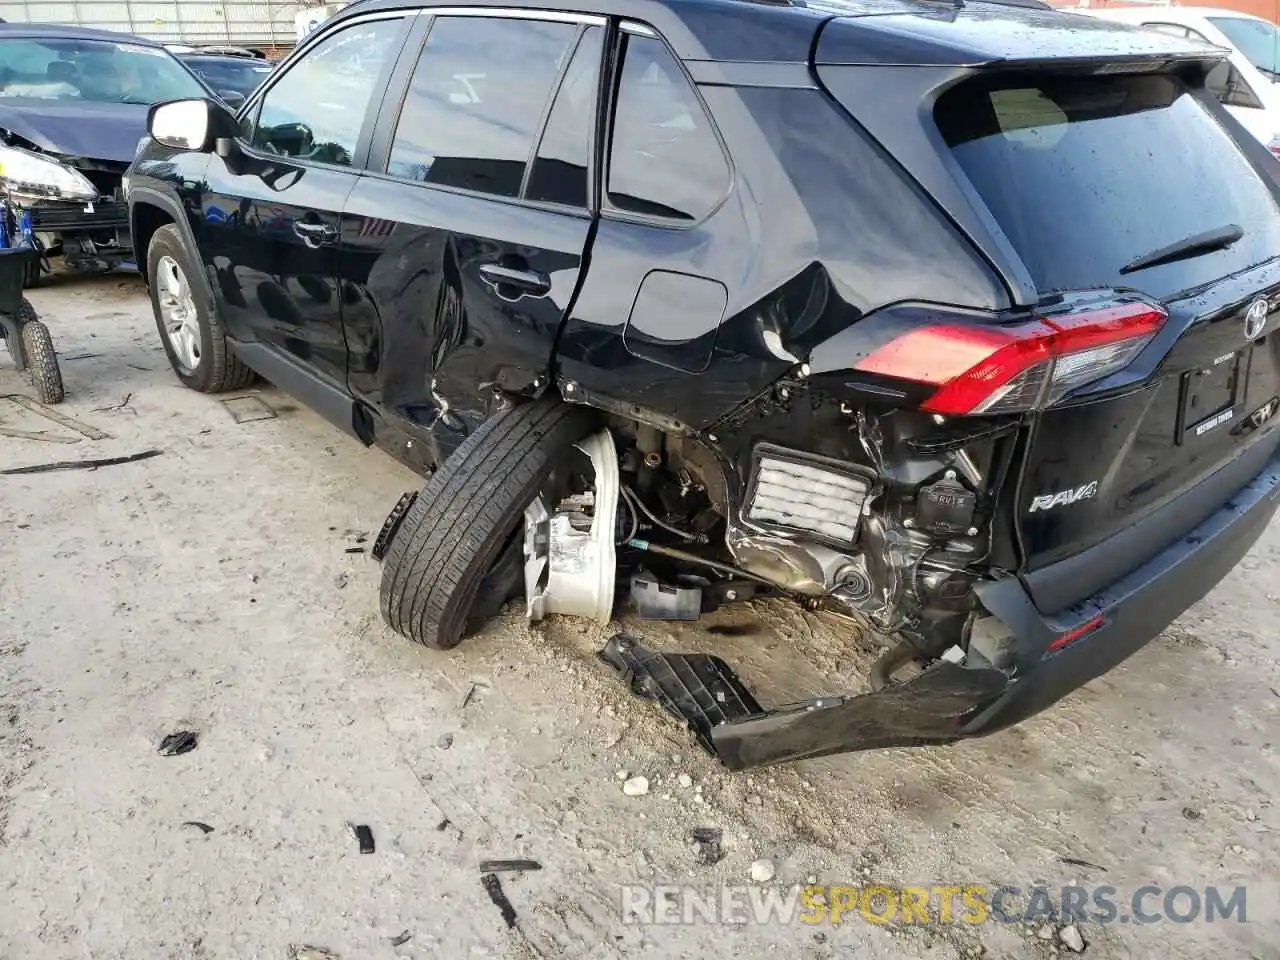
[128,0,1280,769]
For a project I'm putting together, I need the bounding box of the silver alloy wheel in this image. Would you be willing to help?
[156,254,201,373]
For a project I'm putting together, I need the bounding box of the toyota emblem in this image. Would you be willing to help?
[1244,298,1269,340]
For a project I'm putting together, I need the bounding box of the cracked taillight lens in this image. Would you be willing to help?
[855,300,1167,416]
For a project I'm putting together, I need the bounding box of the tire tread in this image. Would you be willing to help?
[379,399,595,648]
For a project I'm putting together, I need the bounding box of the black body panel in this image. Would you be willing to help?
[972,448,1280,732]
[340,172,593,465]
[557,82,1006,430]
[197,155,355,385]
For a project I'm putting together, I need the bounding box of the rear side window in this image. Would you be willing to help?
[936,73,1280,297]
[606,33,728,221]
[387,16,578,198]
[252,19,402,167]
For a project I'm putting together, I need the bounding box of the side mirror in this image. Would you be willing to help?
[147,98,238,152]
[217,89,247,110]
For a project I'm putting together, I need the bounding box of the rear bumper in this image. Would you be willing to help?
[604,441,1280,769]
[967,442,1280,736]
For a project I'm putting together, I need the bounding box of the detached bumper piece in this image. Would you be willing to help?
[599,634,762,752]
[599,633,1008,770]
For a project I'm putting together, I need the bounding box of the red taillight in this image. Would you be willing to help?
[855,301,1167,416]
[1268,136,1280,161]
[1045,614,1105,655]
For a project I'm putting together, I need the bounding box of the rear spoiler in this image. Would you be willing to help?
[814,5,1226,68]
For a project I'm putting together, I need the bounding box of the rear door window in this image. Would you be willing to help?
[526,26,604,208]
[387,16,579,198]
[936,72,1280,297]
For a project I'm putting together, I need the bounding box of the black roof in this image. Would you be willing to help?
[0,22,165,46]
[324,0,1209,65]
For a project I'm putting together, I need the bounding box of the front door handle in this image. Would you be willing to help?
[293,221,337,248]
[479,263,551,301]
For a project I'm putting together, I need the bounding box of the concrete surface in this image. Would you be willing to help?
[1,273,1278,959]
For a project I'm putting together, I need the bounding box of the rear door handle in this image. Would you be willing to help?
[479,263,551,301]
[293,221,338,247]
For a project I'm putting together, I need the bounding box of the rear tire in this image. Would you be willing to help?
[19,304,64,405]
[148,224,255,393]
[380,399,596,649]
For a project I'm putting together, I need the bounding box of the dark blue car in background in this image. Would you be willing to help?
[0,22,208,284]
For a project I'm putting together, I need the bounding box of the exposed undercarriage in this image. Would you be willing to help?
[504,376,1022,768]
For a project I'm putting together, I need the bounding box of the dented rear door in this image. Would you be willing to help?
[339,14,603,465]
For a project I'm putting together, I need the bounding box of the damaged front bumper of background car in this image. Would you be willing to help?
[486,414,1280,770]
[0,138,132,280]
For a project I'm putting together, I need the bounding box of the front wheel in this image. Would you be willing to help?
[379,399,596,649]
[147,224,254,393]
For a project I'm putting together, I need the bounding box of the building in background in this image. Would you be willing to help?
[0,1,348,54]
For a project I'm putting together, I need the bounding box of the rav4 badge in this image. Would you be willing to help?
[1029,481,1099,513]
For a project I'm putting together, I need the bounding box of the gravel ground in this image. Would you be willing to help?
[1,273,1278,959]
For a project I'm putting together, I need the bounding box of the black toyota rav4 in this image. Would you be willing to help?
[128,0,1280,769]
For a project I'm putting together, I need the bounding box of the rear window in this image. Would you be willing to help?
[936,73,1280,297]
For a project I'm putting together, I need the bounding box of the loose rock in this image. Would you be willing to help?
[623,776,650,797]
[1059,924,1086,953]
[750,859,775,883]
[677,773,693,789]
[437,733,454,750]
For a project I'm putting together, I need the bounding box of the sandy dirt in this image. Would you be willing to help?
[1,273,1278,959]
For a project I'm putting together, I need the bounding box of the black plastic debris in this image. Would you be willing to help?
[158,731,199,756]
[690,828,724,866]
[479,859,541,874]
[390,931,412,947]
[181,821,214,834]
[344,547,366,555]
[436,818,451,831]
[353,824,375,854]
[598,634,763,755]
[1057,856,1106,872]
[481,873,519,929]
[3,449,163,476]
[372,491,419,561]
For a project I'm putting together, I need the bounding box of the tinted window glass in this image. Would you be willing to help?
[936,73,1280,297]
[388,16,577,197]
[0,37,205,104]
[1205,60,1263,109]
[607,34,728,221]
[185,57,272,98]
[526,26,602,207]
[253,19,402,167]
[1209,16,1280,77]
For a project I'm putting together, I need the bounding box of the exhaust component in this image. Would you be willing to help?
[523,429,619,624]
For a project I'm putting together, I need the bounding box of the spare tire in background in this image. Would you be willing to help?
[379,399,596,649]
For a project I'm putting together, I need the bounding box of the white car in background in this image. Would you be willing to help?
[1084,6,1280,157]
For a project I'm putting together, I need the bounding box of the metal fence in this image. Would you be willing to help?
[0,1,310,46]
